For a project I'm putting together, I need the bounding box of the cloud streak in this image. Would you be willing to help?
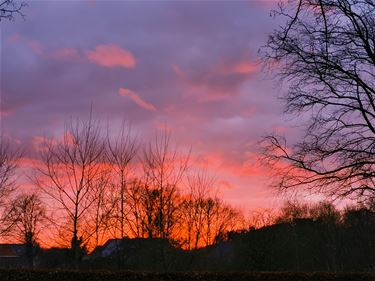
[8,33,43,55]
[118,88,157,111]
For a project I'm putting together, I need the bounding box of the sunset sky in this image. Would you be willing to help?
[1,0,301,212]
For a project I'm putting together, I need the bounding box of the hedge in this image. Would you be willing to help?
[0,270,375,281]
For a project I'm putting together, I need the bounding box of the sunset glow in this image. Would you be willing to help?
[1,0,294,216]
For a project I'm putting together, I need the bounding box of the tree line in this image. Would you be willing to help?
[0,117,244,268]
[81,199,375,272]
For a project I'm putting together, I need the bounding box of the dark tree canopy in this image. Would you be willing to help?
[262,0,375,200]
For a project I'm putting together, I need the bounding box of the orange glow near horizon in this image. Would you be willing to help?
[1,0,291,249]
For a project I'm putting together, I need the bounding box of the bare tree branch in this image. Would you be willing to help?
[0,0,26,22]
[261,0,375,201]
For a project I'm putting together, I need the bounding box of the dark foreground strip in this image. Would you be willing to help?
[0,270,374,281]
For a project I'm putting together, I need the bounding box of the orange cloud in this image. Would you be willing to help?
[118,88,156,111]
[8,33,43,55]
[86,44,136,68]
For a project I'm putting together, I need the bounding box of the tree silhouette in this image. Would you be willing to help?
[262,0,375,201]
[141,131,190,240]
[107,123,138,239]
[36,117,107,268]
[0,138,20,237]
[8,193,47,268]
[181,168,215,250]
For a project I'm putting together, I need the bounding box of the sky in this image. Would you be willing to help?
[0,0,300,212]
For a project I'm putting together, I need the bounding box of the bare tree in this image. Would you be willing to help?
[0,138,20,237]
[137,131,190,271]
[86,170,114,248]
[180,167,244,249]
[8,192,46,267]
[124,179,147,238]
[248,208,277,229]
[0,0,26,21]
[275,199,340,224]
[36,117,106,268]
[142,131,190,240]
[126,178,183,241]
[309,201,341,224]
[201,197,242,246]
[180,168,215,250]
[262,0,375,201]
[107,123,138,239]
[275,200,311,224]
[213,200,244,244]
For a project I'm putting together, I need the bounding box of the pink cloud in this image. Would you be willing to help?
[118,88,156,111]
[8,33,43,55]
[86,44,136,68]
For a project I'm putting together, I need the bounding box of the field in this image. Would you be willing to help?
[1,270,375,281]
